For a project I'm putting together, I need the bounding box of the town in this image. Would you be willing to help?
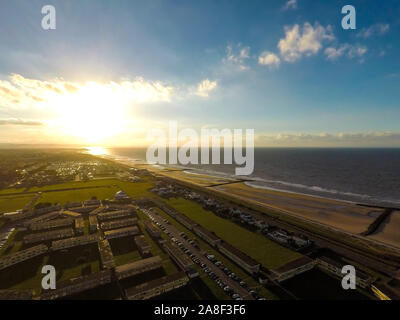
[0,149,399,300]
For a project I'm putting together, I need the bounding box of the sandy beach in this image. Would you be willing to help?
[109,156,400,250]
[368,211,400,248]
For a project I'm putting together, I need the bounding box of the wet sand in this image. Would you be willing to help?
[211,182,381,235]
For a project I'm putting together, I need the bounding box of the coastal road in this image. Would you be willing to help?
[141,208,254,300]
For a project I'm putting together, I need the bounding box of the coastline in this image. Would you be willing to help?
[93,151,400,251]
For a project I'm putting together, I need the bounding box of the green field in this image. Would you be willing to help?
[38,187,118,205]
[48,244,101,282]
[165,197,300,270]
[0,194,34,213]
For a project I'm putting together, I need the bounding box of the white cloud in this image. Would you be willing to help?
[195,79,218,97]
[283,0,297,10]
[223,44,251,71]
[325,44,367,61]
[258,51,281,69]
[278,22,335,62]
[357,23,390,38]
[0,74,175,112]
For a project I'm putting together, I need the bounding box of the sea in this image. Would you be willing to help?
[102,147,400,208]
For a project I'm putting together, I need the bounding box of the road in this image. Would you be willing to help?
[140,208,254,300]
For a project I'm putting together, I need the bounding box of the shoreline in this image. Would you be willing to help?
[94,153,400,252]
[97,150,397,209]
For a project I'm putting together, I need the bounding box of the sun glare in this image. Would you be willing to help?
[86,146,109,156]
[50,82,129,143]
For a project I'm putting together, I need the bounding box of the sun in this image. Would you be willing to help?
[51,82,128,144]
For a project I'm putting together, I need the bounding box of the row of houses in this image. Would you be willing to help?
[40,270,112,300]
[0,244,48,270]
[162,242,198,278]
[143,219,161,239]
[115,255,162,280]
[97,209,135,222]
[153,181,312,251]
[88,215,98,233]
[51,234,99,251]
[23,228,75,244]
[135,235,151,256]
[23,211,61,227]
[29,217,73,231]
[125,271,189,300]
[98,239,115,270]
[100,217,138,231]
[104,226,141,240]
[272,256,316,282]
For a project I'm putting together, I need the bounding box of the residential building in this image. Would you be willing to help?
[51,234,98,251]
[125,272,189,300]
[40,270,112,300]
[104,226,140,239]
[272,256,316,282]
[23,228,74,244]
[135,235,151,256]
[98,239,115,270]
[0,244,48,270]
[115,256,162,280]
[100,217,138,231]
[29,218,73,231]
[217,241,260,274]
[74,217,85,235]
[88,215,98,233]
[193,225,221,247]
[144,220,161,239]
[98,209,134,222]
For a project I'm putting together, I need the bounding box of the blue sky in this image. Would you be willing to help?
[0,0,399,146]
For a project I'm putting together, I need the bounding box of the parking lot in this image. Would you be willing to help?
[142,208,257,300]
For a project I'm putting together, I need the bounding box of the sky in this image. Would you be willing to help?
[0,0,399,147]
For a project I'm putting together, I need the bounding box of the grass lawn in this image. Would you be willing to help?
[165,197,300,270]
[0,195,34,213]
[0,254,49,295]
[47,244,100,282]
[38,187,118,205]
[109,236,142,266]
[116,179,155,199]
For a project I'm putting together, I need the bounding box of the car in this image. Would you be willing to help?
[223,286,231,292]
[232,293,240,299]
[215,261,221,266]
[239,281,247,287]
[200,263,206,268]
